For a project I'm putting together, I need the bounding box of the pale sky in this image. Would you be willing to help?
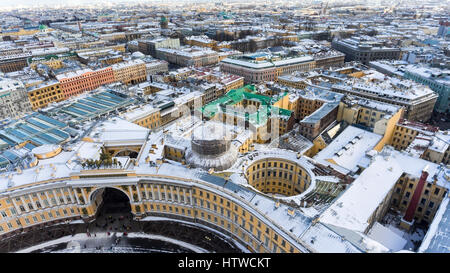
[0,0,153,8]
[0,0,432,9]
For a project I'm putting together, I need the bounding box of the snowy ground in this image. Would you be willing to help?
[140,216,250,253]
[381,211,427,251]
[15,212,241,253]
[17,232,207,253]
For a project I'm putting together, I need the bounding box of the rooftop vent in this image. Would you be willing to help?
[274,202,280,210]
[287,208,295,217]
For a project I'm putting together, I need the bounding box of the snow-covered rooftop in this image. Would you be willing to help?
[88,118,150,147]
[314,126,382,172]
[320,145,450,233]
[120,104,159,123]
[367,222,407,252]
[320,151,404,233]
[419,196,450,253]
[221,55,314,70]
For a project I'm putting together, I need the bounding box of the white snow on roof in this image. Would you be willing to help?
[367,222,407,251]
[419,196,450,253]
[31,144,60,156]
[89,118,149,147]
[221,55,314,69]
[389,149,449,189]
[320,153,404,233]
[300,223,362,253]
[120,104,159,122]
[314,126,382,171]
[111,59,144,70]
[192,121,233,141]
[428,132,450,153]
[76,142,102,161]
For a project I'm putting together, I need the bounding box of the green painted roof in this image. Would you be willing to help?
[200,85,291,126]
[28,52,77,63]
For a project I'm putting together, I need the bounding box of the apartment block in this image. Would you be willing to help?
[56,67,116,99]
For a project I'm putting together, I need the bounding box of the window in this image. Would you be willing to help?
[429,202,435,209]
[273,244,278,253]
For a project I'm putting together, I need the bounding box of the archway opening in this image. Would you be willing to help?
[97,187,132,215]
[6,186,243,253]
[115,150,139,159]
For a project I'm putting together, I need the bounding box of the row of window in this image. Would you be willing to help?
[250,161,304,173]
[0,207,77,232]
[187,194,294,253]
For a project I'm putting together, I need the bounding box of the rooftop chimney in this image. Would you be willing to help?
[403,165,429,223]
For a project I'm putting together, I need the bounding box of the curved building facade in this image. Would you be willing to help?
[1,118,412,254]
[244,152,315,197]
[0,169,311,253]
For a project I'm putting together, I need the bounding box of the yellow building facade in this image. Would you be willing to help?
[391,173,448,224]
[245,157,312,196]
[27,82,65,110]
[30,59,63,70]
[112,60,147,85]
[0,171,309,253]
[122,106,161,131]
[223,77,244,92]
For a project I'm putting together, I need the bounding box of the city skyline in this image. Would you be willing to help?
[0,0,448,256]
